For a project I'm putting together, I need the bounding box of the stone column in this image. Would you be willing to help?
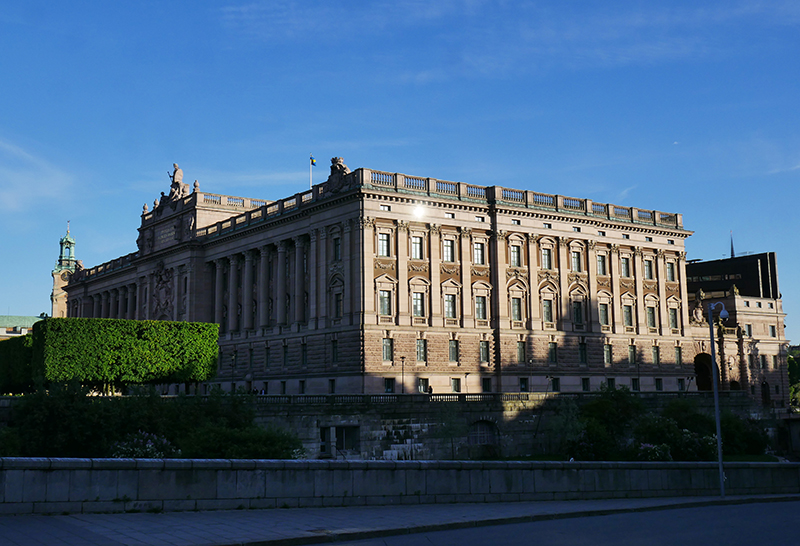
[527,234,541,329]
[459,228,473,327]
[558,238,571,329]
[396,221,409,325]
[352,220,364,326]
[101,291,109,318]
[214,259,225,326]
[360,221,374,316]
[243,251,254,330]
[117,287,125,319]
[678,251,689,336]
[610,245,622,333]
[343,221,352,321]
[633,247,645,332]
[126,283,136,319]
[656,249,669,335]
[258,246,269,328]
[318,229,329,326]
[93,294,101,318]
[309,229,318,328]
[228,254,240,333]
[429,225,442,325]
[184,263,193,322]
[293,236,306,327]
[491,230,509,329]
[276,241,287,325]
[587,241,599,329]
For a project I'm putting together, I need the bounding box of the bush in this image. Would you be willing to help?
[0,334,35,394]
[112,430,182,458]
[178,424,304,459]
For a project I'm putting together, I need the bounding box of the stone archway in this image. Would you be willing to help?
[694,353,713,391]
[761,381,771,407]
[730,380,741,391]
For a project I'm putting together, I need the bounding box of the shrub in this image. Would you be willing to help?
[178,423,304,459]
[0,334,35,394]
[111,430,182,458]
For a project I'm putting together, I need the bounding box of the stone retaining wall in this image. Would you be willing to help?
[2,458,799,515]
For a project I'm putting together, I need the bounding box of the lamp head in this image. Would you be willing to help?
[720,309,729,321]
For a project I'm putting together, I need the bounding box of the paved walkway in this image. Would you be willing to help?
[0,495,797,546]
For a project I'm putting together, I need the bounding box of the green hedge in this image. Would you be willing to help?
[0,334,35,394]
[31,318,219,388]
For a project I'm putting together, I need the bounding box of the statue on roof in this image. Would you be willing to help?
[326,157,352,194]
[166,163,190,203]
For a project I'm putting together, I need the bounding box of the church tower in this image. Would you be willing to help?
[51,223,78,318]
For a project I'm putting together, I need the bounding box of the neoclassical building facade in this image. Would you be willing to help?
[63,159,787,404]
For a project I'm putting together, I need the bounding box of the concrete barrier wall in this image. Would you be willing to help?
[1,458,799,515]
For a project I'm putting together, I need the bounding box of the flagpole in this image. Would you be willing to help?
[309,153,312,190]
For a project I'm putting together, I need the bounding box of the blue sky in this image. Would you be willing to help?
[1,1,798,340]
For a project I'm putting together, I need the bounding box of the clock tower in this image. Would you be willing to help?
[51,223,78,318]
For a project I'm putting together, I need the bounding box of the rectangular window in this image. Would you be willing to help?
[644,260,654,280]
[749,354,755,368]
[677,378,685,391]
[443,240,455,262]
[301,344,307,367]
[607,378,615,390]
[760,355,767,369]
[416,339,427,362]
[449,339,459,362]
[334,293,343,318]
[382,338,394,361]
[772,355,778,369]
[543,300,553,323]
[655,378,663,391]
[604,344,613,365]
[675,346,682,366]
[770,325,777,337]
[418,377,429,393]
[623,305,633,327]
[597,255,607,276]
[517,341,526,363]
[599,303,609,326]
[579,342,587,364]
[573,226,581,232]
[543,222,552,229]
[444,294,456,318]
[380,204,391,211]
[628,344,636,364]
[631,377,640,391]
[571,251,581,272]
[652,346,660,366]
[745,324,752,337]
[412,292,424,317]
[757,302,762,308]
[646,307,656,328]
[510,245,521,267]
[333,238,341,261]
[548,342,558,363]
[331,339,338,363]
[475,216,485,222]
[411,236,424,259]
[384,378,395,393]
[473,242,485,265]
[379,290,392,315]
[299,379,306,394]
[744,300,750,307]
[482,377,492,392]
[451,377,461,393]
[621,257,631,277]
[475,295,487,320]
[520,377,529,392]
[645,236,653,242]
[281,380,287,394]
[283,345,289,367]
[581,377,590,392]
[573,301,584,324]
[479,340,490,362]
[669,308,678,329]
[622,233,630,239]
[598,230,606,237]
[328,379,336,394]
[666,262,676,282]
[445,212,455,219]
[541,248,552,270]
[511,297,522,321]
[377,233,390,257]
[550,377,560,392]
[512,218,520,225]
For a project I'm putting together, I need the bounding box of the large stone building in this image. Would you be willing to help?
[62,159,789,406]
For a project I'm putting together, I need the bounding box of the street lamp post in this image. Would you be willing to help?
[400,356,406,394]
[707,301,729,498]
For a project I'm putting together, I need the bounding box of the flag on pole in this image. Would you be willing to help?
[310,154,316,166]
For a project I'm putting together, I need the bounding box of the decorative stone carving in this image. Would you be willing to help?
[374,259,395,271]
[587,240,597,250]
[558,238,569,248]
[643,280,658,291]
[568,271,588,287]
[309,228,318,242]
[152,261,174,318]
[633,247,643,257]
[184,216,195,239]
[165,163,190,203]
[143,203,148,214]
[597,276,611,288]
[358,217,374,229]
[429,224,441,235]
[538,270,559,283]
[495,230,508,241]
[610,244,620,255]
[408,262,429,272]
[620,278,635,292]
[458,227,472,239]
[328,262,344,276]
[397,220,409,232]
[656,249,666,258]
[470,266,490,277]
[325,157,352,194]
[506,267,527,280]
[440,264,460,275]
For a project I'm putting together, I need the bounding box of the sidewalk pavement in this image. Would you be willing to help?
[1,494,798,546]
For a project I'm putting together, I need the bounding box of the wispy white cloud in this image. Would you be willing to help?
[0,139,73,213]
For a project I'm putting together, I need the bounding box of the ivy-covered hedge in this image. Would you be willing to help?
[0,334,34,394]
[31,318,219,388]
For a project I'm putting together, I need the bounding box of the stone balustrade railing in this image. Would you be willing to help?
[70,252,138,282]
